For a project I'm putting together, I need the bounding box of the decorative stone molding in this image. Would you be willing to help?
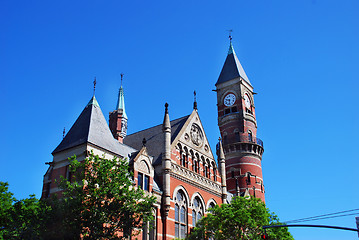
[171,162,221,195]
[138,160,150,174]
[190,123,204,147]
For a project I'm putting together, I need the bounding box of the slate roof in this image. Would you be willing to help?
[124,115,189,165]
[216,42,251,86]
[52,96,135,158]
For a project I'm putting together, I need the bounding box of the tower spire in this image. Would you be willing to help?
[109,73,128,143]
[116,74,127,119]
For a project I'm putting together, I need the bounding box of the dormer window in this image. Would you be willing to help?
[138,172,149,191]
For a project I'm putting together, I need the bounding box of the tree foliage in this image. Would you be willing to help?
[186,196,293,240]
[0,182,51,239]
[55,153,156,239]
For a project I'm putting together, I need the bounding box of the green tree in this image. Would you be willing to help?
[0,182,51,240]
[56,153,156,240]
[186,196,293,240]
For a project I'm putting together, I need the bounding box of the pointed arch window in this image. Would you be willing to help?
[208,202,216,213]
[175,191,187,238]
[192,197,204,227]
[212,162,217,181]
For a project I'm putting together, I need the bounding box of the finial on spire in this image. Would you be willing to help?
[63,127,66,139]
[142,138,147,147]
[193,90,197,110]
[120,73,124,86]
[93,77,97,95]
[227,29,233,42]
[165,103,169,113]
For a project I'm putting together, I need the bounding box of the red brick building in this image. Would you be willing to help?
[216,41,265,202]
[42,40,265,239]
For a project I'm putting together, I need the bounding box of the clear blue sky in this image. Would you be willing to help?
[1,1,358,239]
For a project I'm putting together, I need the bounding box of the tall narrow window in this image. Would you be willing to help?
[175,191,187,239]
[175,205,179,237]
[248,131,253,142]
[138,173,143,189]
[65,165,72,182]
[213,168,217,181]
[182,153,187,167]
[192,197,203,227]
[235,131,240,142]
[144,175,149,191]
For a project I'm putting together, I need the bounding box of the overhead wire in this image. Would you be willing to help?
[284,208,359,224]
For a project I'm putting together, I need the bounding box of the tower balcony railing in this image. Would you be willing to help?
[240,135,263,147]
[222,134,264,148]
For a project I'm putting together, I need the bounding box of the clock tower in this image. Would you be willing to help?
[216,40,265,201]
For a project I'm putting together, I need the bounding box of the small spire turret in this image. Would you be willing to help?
[109,73,128,143]
[116,73,127,119]
[217,138,227,203]
[162,102,171,216]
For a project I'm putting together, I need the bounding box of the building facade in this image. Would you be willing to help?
[42,41,264,239]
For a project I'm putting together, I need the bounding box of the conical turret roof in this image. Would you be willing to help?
[52,96,134,156]
[216,42,251,86]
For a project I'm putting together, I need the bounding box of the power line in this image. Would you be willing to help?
[286,212,359,224]
[284,208,359,224]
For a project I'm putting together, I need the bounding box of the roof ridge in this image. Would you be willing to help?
[126,115,190,137]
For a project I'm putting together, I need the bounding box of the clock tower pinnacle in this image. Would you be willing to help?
[216,40,265,201]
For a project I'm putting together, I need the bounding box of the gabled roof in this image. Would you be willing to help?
[52,96,135,157]
[216,42,251,86]
[124,115,189,165]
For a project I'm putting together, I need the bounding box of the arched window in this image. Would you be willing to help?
[175,191,187,238]
[205,159,210,178]
[248,131,253,142]
[195,153,200,174]
[212,162,217,181]
[183,147,188,168]
[192,197,203,227]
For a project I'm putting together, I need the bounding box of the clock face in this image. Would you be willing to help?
[244,94,251,108]
[224,93,236,106]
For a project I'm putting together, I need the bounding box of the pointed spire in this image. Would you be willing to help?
[227,29,233,54]
[163,103,171,130]
[216,34,251,86]
[193,90,197,110]
[87,95,100,107]
[218,137,227,203]
[218,138,225,160]
[116,73,127,119]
